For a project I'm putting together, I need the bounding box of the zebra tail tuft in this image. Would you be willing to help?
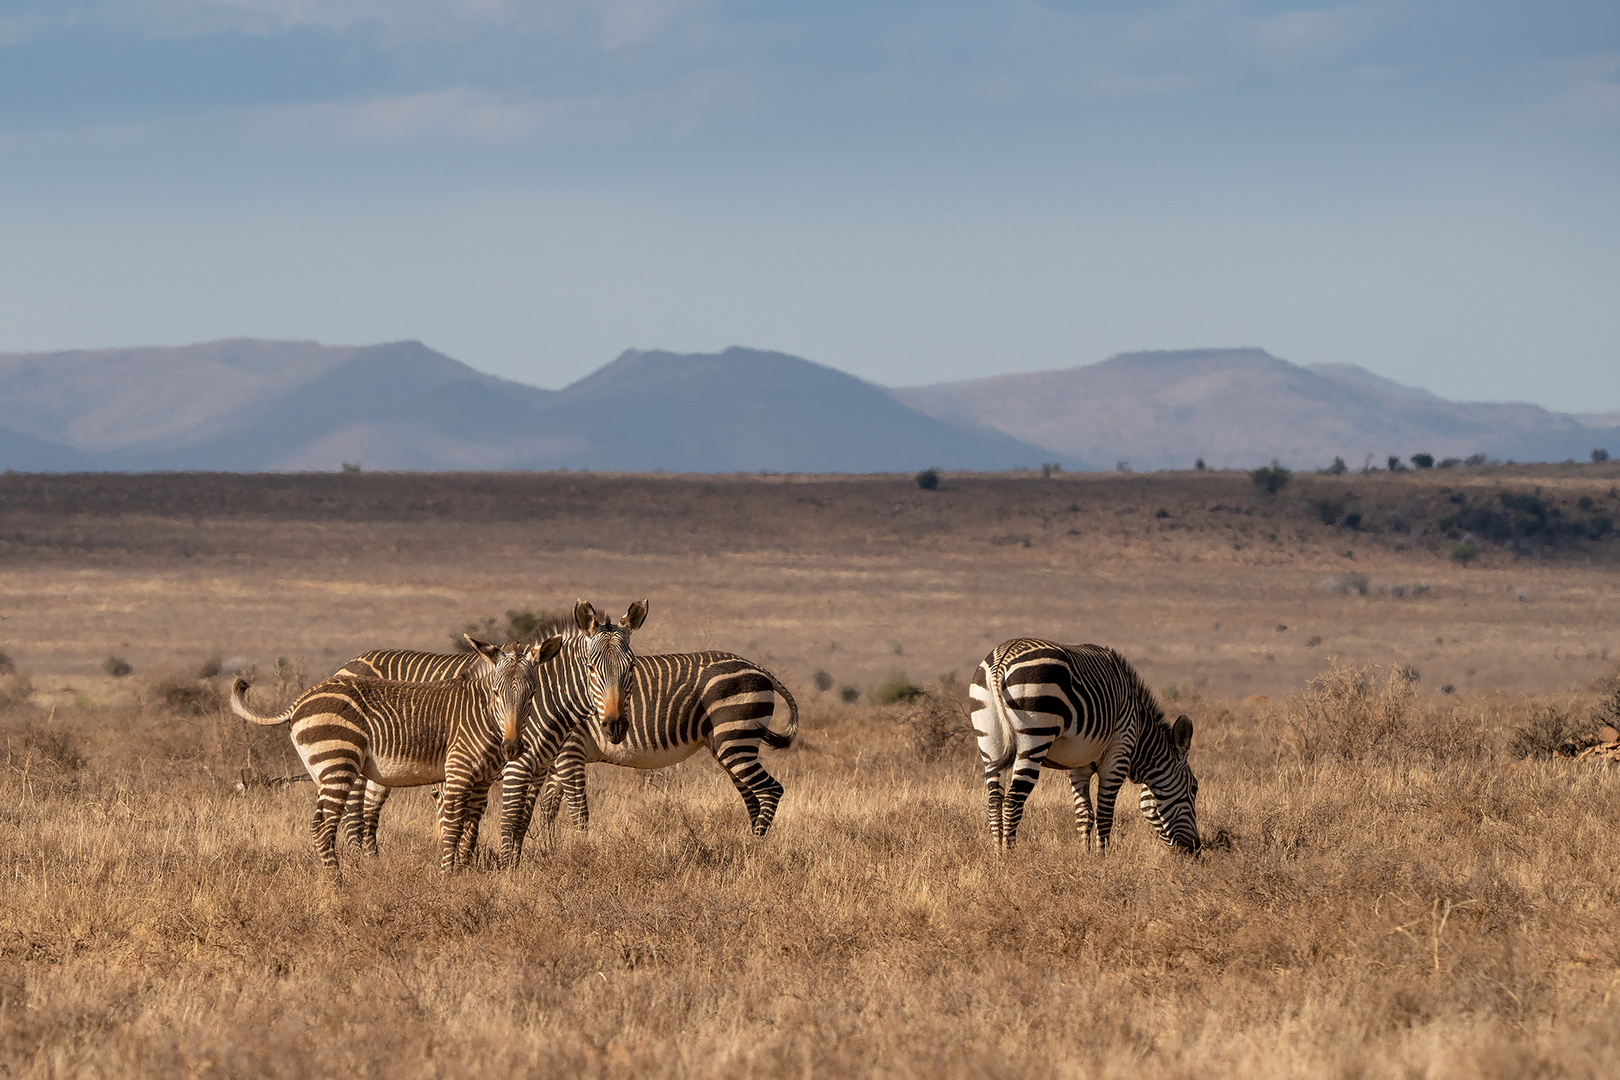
[229,677,299,726]
[758,674,800,749]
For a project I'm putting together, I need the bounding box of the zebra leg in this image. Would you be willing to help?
[997,734,1053,851]
[459,784,491,864]
[968,660,1011,848]
[341,782,368,850]
[711,743,784,837]
[437,783,471,872]
[358,782,389,856]
[1068,764,1098,851]
[1091,749,1132,852]
[498,751,539,870]
[535,771,565,825]
[311,765,361,872]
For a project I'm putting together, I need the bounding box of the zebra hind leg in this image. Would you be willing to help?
[712,745,782,836]
[312,769,361,872]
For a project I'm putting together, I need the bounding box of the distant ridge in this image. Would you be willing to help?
[0,340,1047,473]
[893,347,1619,471]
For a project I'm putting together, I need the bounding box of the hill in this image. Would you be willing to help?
[0,341,1046,473]
[893,347,1620,471]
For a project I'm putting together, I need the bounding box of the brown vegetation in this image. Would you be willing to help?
[2,467,1620,1076]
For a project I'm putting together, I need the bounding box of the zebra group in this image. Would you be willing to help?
[233,600,1200,872]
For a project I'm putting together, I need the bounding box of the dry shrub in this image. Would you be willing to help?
[1282,662,1415,763]
[899,684,973,763]
[1506,706,1582,759]
[144,670,224,718]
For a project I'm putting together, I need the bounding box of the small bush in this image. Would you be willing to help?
[1250,460,1290,495]
[1578,496,1594,510]
[1438,457,1462,468]
[1411,453,1434,469]
[900,686,972,763]
[1323,456,1347,475]
[1387,455,1406,472]
[812,669,834,693]
[1465,453,1490,466]
[1507,707,1581,759]
[1283,663,1415,764]
[103,654,133,678]
[1194,458,1206,470]
[152,674,222,717]
[914,467,940,491]
[1343,512,1361,530]
[1155,507,1169,519]
[1450,541,1479,565]
[1306,635,1323,647]
[0,651,12,676]
[1040,462,1062,478]
[838,685,860,704]
[195,654,224,678]
[341,461,362,473]
[874,675,925,706]
[1594,448,1611,464]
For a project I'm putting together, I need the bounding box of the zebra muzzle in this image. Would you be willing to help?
[600,685,627,744]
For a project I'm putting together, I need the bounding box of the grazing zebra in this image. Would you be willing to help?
[229,635,562,872]
[969,638,1200,854]
[327,599,648,868]
[525,651,800,837]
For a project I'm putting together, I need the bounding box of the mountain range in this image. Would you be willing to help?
[0,340,1613,473]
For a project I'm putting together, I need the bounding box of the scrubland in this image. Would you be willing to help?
[3,466,1620,1077]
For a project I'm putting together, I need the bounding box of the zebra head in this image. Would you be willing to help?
[574,598,649,745]
[1136,713,1200,855]
[467,635,565,761]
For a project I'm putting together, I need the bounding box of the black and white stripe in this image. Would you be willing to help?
[969,638,1200,854]
[526,651,800,838]
[229,636,562,872]
[330,599,649,869]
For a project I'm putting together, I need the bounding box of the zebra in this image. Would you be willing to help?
[524,650,801,838]
[969,638,1200,854]
[229,635,562,872]
[330,646,485,856]
[328,599,648,868]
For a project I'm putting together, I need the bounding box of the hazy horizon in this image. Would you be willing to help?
[2,2,1615,413]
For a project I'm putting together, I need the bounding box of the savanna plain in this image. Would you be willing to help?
[4,465,1620,1078]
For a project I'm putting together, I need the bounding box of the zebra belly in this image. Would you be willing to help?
[585,739,702,770]
[1042,734,1112,771]
[362,753,444,787]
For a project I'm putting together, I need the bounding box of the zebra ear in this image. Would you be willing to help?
[1172,714,1194,757]
[531,635,564,665]
[466,636,502,663]
[621,599,649,631]
[574,599,598,633]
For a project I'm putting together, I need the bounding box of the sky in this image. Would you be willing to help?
[0,1,1616,412]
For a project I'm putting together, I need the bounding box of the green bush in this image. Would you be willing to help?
[838,685,860,704]
[1594,448,1611,464]
[914,468,940,491]
[1450,541,1479,565]
[812,669,834,692]
[874,675,925,705]
[1411,453,1434,469]
[103,654,133,678]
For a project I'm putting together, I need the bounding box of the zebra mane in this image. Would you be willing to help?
[1115,649,1168,730]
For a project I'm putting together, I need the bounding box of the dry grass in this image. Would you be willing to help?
[5,678,1620,1078]
[3,467,1620,1076]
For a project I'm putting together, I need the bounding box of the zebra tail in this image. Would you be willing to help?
[985,662,1017,774]
[758,674,800,750]
[229,678,299,726]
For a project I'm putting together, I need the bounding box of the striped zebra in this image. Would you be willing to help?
[229,635,562,872]
[524,651,800,838]
[331,647,484,856]
[329,599,648,868]
[969,638,1200,854]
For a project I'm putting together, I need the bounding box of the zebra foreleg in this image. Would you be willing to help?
[1068,764,1099,851]
[1091,751,1132,852]
[498,754,539,870]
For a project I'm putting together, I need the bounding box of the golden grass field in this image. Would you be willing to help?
[3,465,1620,1077]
